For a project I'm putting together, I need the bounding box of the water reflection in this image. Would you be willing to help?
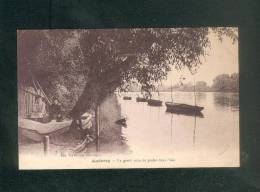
[213,92,239,109]
[165,110,204,118]
[193,114,197,148]
[117,92,239,166]
[170,113,173,144]
[166,111,200,147]
[195,92,207,103]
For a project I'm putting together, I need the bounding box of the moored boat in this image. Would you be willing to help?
[147,99,162,106]
[136,97,147,102]
[19,113,92,142]
[123,96,132,100]
[19,118,73,142]
[165,102,204,115]
[165,76,204,116]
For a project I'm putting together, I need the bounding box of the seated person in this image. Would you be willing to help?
[50,98,63,122]
[30,95,47,122]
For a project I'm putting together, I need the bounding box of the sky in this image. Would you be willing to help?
[163,31,239,86]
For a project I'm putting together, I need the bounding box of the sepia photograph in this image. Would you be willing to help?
[17,27,239,169]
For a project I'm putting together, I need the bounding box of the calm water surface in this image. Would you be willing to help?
[118,92,239,167]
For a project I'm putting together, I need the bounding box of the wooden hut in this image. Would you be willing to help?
[18,86,50,119]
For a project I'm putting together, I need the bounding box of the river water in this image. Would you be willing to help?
[118,92,239,167]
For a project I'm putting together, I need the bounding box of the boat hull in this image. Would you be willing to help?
[136,97,147,102]
[19,114,92,142]
[123,96,132,100]
[165,102,204,115]
[147,99,162,106]
[19,123,71,142]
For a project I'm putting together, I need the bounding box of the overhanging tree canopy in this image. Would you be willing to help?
[17,27,238,118]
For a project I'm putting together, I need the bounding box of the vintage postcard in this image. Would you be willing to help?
[17,28,239,169]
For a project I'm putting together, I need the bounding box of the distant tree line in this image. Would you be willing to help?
[128,73,239,92]
[212,73,238,92]
[170,73,239,92]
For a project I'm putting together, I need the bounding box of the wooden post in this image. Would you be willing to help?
[25,92,28,118]
[26,92,30,118]
[43,135,50,156]
[95,106,100,152]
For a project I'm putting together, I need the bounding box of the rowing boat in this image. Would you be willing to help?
[19,114,92,142]
[136,97,147,102]
[123,96,132,100]
[147,99,162,106]
[165,102,204,114]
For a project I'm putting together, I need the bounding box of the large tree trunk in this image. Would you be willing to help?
[70,81,101,119]
[70,67,122,119]
[69,79,115,151]
[68,80,103,152]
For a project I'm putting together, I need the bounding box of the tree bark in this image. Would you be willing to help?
[70,81,101,119]
[69,67,122,120]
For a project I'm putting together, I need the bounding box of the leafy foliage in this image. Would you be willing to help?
[212,73,239,92]
[17,28,238,118]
